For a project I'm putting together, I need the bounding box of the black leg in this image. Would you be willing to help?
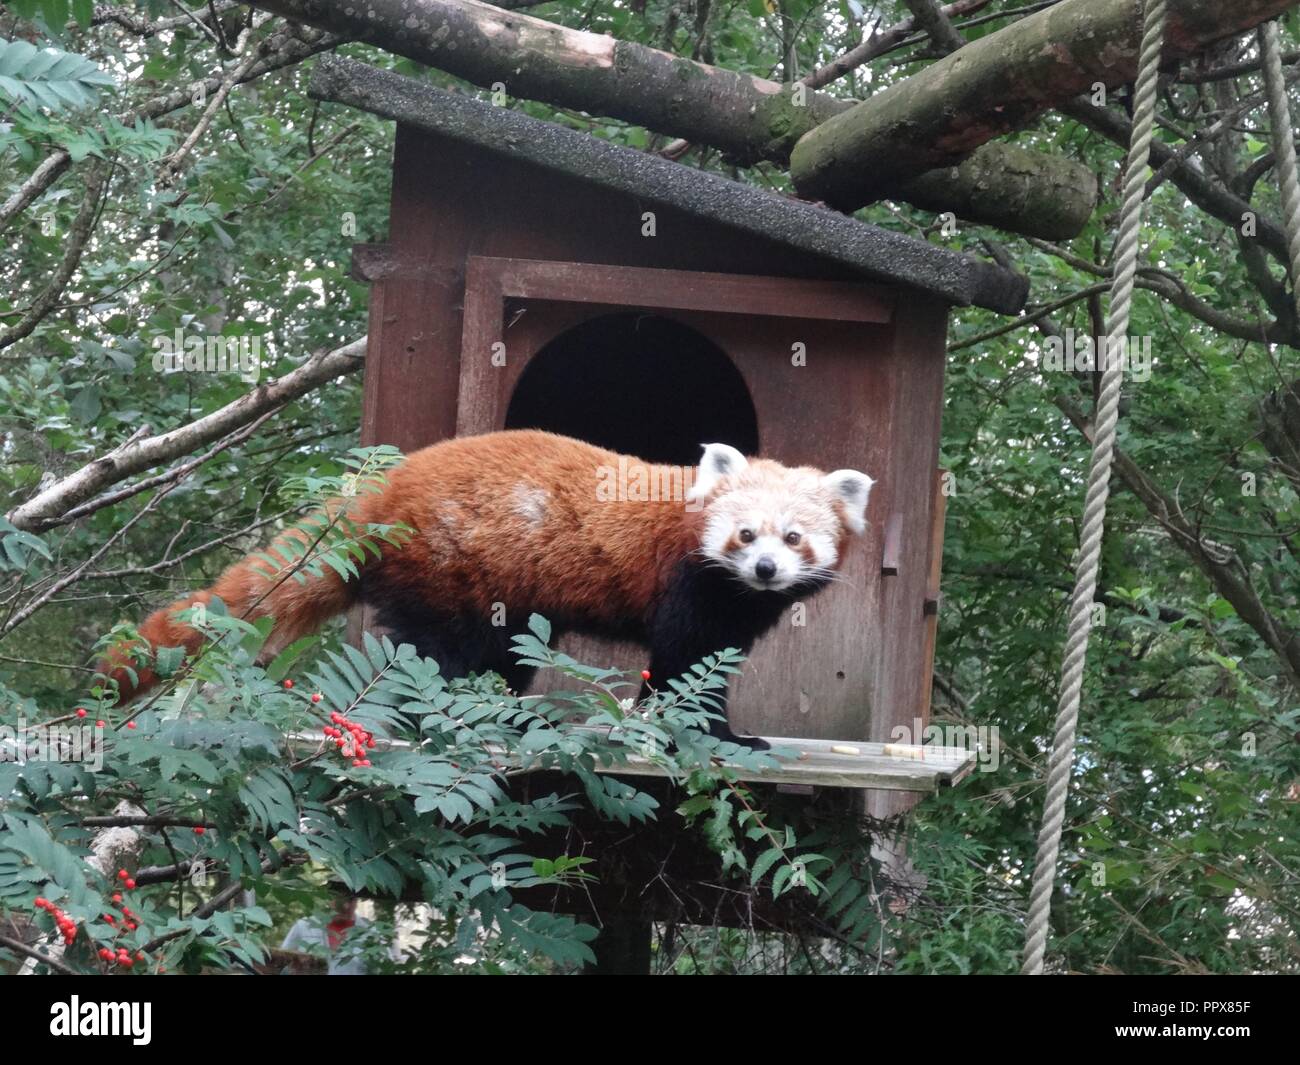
[643,562,797,751]
[364,596,536,690]
[644,646,769,752]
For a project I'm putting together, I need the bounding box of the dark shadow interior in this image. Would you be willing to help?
[504,312,759,465]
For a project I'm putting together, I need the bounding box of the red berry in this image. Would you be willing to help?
[126,721,137,729]
[194,826,205,835]
[118,869,129,880]
[641,670,652,681]
[124,878,136,890]
[136,951,145,961]
[360,759,371,767]
[75,708,87,718]
[99,948,113,960]
[311,693,322,703]
[34,897,48,909]
[119,957,133,968]
[96,720,106,728]
[112,893,122,904]
[103,914,115,925]
[353,759,363,767]
[125,922,136,931]
[283,679,294,689]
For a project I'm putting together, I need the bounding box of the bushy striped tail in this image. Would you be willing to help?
[99,525,361,702]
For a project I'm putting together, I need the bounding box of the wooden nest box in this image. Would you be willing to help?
[314,58,1027,815]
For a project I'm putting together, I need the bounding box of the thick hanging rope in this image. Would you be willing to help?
[1259,19,1300,324]
[1021,0,1168,975]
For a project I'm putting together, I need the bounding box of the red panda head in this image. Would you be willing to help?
[686,442,874,592]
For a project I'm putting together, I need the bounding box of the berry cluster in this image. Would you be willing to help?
[33,897,78,947]
[98,872,153,969]
[323,711,375,768]
[97,946,147,968]
[107,882,141,930]
[73,706,108,727]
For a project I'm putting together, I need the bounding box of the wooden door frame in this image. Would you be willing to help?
[457,256,895,436]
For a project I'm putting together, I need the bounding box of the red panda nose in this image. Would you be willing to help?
[755,556,777,582]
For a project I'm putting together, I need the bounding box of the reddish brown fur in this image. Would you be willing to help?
[102,431,705,700]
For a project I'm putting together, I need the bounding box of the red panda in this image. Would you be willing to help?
[101,430,874,748]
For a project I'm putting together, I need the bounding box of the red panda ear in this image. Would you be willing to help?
[687,443,748,501]
[824,470,874,534]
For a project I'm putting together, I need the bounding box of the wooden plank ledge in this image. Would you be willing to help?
[596,737,978,792]
[288,730,978,793]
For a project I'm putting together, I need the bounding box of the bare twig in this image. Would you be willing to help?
[56,407,282,525]
[0,25,344,234]
[0,160,110,352]
[160,18,270,183]
[0,932,78,975]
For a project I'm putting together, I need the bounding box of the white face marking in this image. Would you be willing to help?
[697,457,873,592]
[736,531,803,591]
[804,531,838,569]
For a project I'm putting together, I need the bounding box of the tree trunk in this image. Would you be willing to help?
[251,0,1096,239]
[790,0,1300,211]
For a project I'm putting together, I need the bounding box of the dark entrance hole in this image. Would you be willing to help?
[504,312,759,466]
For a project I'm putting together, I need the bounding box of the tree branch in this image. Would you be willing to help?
[1054,391,1300,686]
[979,238,1300,686]
[5,338,365,532]
[251,0,1095,239]
[901,0,966,54]
[0,24,343,234]
[790,0,1300,210]
[0,160,109,352]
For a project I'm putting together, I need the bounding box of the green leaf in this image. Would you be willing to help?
[0,39,114,113]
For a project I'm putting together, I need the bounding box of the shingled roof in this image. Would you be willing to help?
[309,55,1029,316]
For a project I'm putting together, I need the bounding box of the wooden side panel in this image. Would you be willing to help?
[917,469,949,728]
[359,126,472,452]
[865,295,949,819]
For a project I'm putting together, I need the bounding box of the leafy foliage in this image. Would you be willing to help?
[2,0,1299,974]
[3,558,826,971]
[0,449,834,971]
[0,38,113,111]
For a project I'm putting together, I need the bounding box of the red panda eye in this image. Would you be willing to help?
[785,531,801,546]
[738,529,755,543]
